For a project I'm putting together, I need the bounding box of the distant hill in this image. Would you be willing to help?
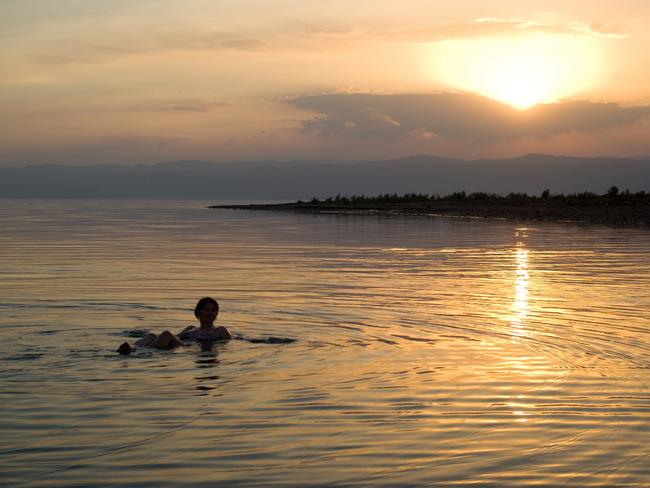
[0,154,649,199]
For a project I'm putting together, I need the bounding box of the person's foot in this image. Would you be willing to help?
[117,342,133,355]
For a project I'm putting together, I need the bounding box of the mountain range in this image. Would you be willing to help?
[1,154,649,199]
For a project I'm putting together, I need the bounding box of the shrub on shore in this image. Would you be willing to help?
[304,189,648,206]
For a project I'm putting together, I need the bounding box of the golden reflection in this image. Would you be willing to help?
[512,410,530,422]
[510,230,530,337]
[502,231,539,423]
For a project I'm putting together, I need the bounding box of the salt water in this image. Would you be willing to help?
[2,200,650,487]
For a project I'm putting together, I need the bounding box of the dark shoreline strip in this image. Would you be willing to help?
[208,201,650,227]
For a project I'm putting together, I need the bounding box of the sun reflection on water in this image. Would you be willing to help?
[510,230,530,338]
[504,230,537,423]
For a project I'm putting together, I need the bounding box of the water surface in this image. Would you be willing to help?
[1,200,650,487]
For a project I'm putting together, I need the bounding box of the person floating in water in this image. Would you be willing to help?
[117,297,232,355]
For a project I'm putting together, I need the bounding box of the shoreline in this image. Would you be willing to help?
[209,201,650,227]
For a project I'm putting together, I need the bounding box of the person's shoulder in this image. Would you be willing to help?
[215,325,233,339]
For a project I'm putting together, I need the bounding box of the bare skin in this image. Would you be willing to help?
[117,300,231,355]
[134,330,183,349]
[178,302,232,341]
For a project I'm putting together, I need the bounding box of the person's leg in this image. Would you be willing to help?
[135,333,157,347]
[150,330,183,349]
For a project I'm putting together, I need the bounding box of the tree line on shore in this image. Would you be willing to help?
[304,187,649,206]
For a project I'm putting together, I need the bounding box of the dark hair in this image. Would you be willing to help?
[194,297,219,318]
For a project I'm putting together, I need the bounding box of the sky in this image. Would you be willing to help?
[2,0,650,166]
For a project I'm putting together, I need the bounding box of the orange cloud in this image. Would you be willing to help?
[291,93,650,141]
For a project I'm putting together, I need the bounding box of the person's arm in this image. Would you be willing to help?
[177,325,195,340]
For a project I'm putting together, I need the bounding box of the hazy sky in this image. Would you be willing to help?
[2,0,650,165]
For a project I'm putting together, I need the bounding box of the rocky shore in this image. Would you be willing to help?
[209,200,650,227]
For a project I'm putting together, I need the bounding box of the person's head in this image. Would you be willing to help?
[194,297,219,326]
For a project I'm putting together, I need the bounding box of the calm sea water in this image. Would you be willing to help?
[1,199,650,487]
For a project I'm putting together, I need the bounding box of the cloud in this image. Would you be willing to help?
[200,38,265,51]
[303,18,628,44]
[289,93,650,141]
[10,14,624,67]
[586,23,628,38]
[20,32,265,65]
[151,100,231,113]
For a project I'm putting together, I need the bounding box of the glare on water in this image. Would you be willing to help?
[510,244,530,330]
[1,200,650,487]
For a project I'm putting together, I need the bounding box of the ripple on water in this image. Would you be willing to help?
[1,201,650,486]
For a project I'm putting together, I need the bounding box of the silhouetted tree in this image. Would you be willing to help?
[307,189,649,207]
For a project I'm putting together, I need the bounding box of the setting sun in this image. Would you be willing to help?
[432,34,602,109]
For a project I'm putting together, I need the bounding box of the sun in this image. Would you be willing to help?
[431,34,601,109]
